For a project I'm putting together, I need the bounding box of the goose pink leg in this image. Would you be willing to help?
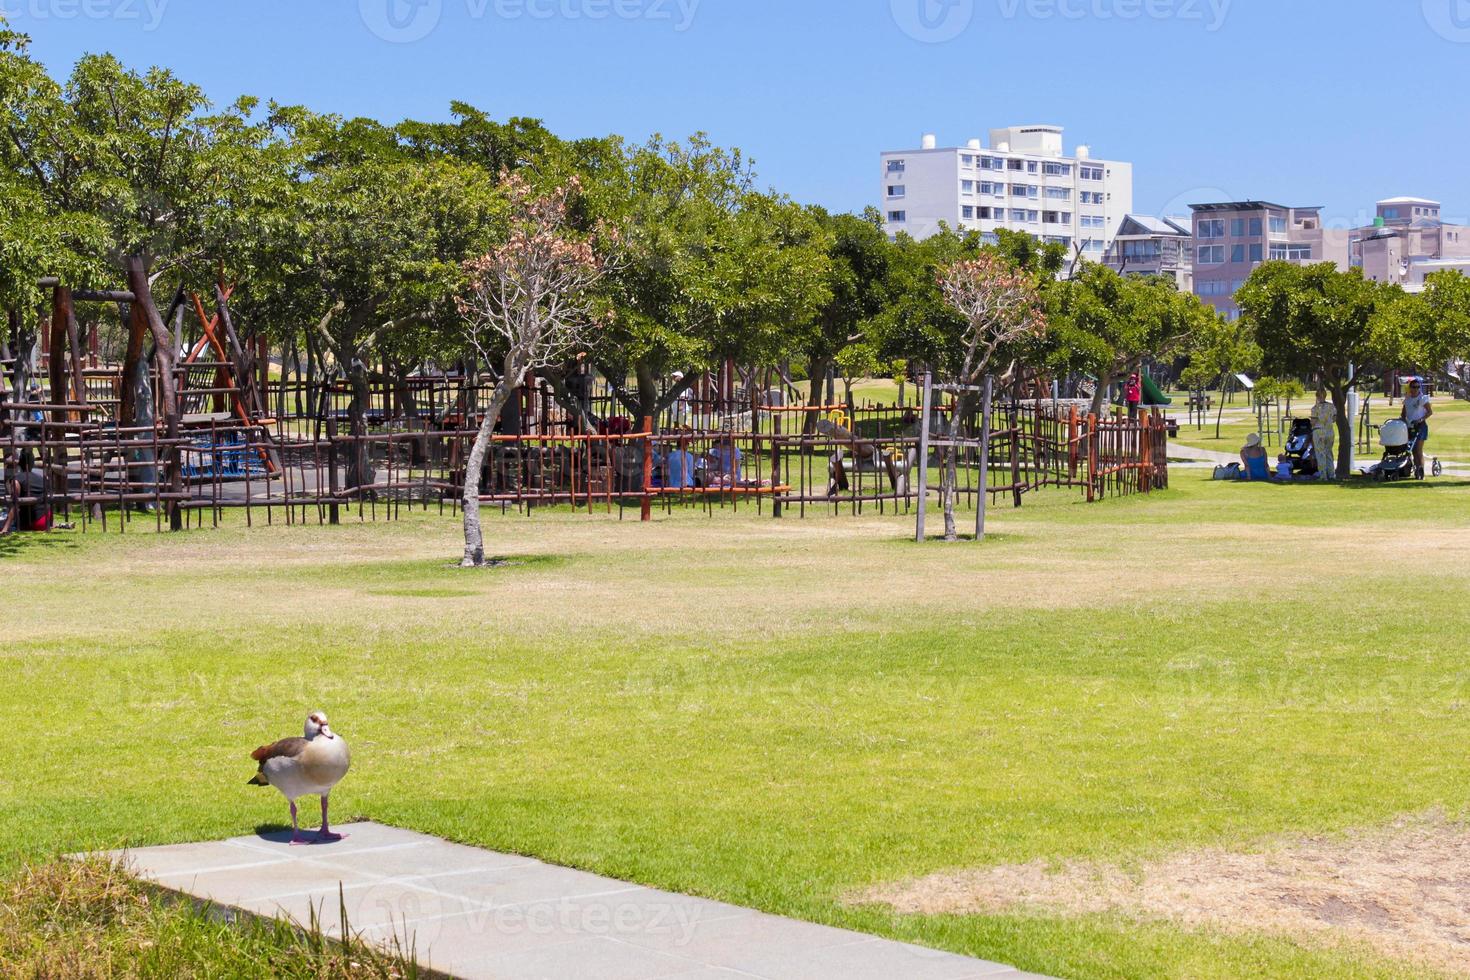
[317,794,347,843]
[289,801,310,846]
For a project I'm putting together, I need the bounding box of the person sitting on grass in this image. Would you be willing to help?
[1240,433,1270,481]
[706,435,742,486]
[664,438,696,490]
[1,449,52,534]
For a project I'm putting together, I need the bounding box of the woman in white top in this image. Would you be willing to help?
[1400,378,1434,480]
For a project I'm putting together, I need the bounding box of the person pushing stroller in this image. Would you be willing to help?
[1401,378,1433,480]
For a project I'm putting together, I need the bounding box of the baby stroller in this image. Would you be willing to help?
[1369,419,1418,481]
[1280,418,1318,478]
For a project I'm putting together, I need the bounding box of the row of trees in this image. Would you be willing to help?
[1181,262,1470,477]
[0,23,1221,432]
[9,23,1470,550]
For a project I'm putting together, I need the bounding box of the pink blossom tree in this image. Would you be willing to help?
[935,254,1046,540]
[457,175,609,567]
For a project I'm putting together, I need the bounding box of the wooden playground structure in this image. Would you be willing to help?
[2,280,1169,533]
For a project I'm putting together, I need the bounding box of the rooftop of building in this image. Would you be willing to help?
[1379,196,1440,206]
[1117,215,1191,236]
[1189,201,1322,213]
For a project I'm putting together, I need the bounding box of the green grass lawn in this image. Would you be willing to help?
[5,475,1470,977]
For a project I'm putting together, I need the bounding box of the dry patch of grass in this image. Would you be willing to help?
[855,811,1470,975]
[0,858,415,978]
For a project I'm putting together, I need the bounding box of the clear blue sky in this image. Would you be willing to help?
[15,0,1470,228]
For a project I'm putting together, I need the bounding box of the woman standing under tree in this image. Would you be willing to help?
[1310,386,1337,481]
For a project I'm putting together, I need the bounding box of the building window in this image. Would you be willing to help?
[887,185,905,198]
[1231,244,1245,263]
[1197,219,1225,239]
[962,206,975,220]
[981,231,999,244]
[1249,243,1263,262]
[1269,244,1312,261]
[1043,162,1072,176]
[961,154,974,167]
[1007,159,1024,171]
[887,159,905,173]
[1043,211,1062,224]
[1083,238,1104,252]
[1198,245,1225,265]
[1027,161,1038,173]
[1250,218,1262,236]
[888,211,906,223]
[1081,215,1106,230]
[1231,218,1245,237]
[1080,166,1104,180]
[961,180,974,194]
[1269,216,1288,235]
[1045,187,1070,201]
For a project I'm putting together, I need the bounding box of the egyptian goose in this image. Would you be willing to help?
[247,711,352,845]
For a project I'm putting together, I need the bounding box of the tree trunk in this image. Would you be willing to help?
[1215,377,1228,440]
[939,393,974,542]
[540,365,599,433]
[280,334,294,422]
[345,358,374,493]
[634,362,660,432]
[802,356,830,436]
[123,256,183,529]
[1091,368,1114,417]
[461,370,521,567]
[1332,386,1352,479]
[4,308,24,428]
[394,361,419,421]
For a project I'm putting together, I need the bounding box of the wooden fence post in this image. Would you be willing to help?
[976,374,992,541]
[640,415,653,522]
[916,370,932,543]
[1086,413,1098,503]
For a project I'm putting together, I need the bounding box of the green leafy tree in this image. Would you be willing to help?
[262,113,503,489]
[1237,262,1404,476]
[1400,271,1470,395]
[801,207,894,425]
[585,135,830,428]
[1042,265,1212,415]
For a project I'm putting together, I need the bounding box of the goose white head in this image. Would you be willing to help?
[305,711,336,740]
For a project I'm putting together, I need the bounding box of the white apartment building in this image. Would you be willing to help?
[879,125,1134,261]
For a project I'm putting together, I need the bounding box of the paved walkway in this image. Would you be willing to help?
[104,822,1044,979]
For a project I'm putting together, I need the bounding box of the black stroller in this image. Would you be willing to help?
[1279,418,1318,478]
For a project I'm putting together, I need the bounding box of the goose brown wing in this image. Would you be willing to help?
[251,737,309,765]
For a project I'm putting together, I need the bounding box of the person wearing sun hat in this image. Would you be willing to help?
[1240,432,1270,481]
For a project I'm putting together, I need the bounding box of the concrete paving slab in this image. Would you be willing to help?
[104,821,1047,980]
